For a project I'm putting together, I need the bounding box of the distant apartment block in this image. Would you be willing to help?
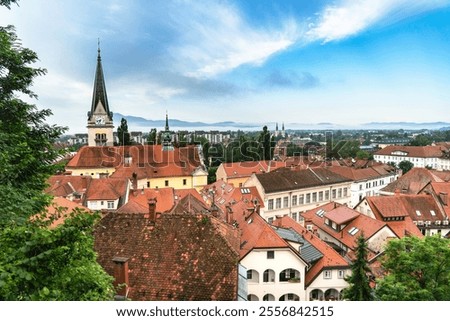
[374,145,450,170]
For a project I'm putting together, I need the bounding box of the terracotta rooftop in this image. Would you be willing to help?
[46,175,92,199]
[364,195,428,238]
[381,167,443,195]
[272,215,349,286]
[230,202,289,259]
[374,145,446,158]
[327,164,395,182]
[94,212,240,300]
[85,178,129,201]
[429,182,450,217]
[256,167,352,193]
[43,197,91,228]
[302,202,387,250]
[221,160,285,178]
[67,145,204,179]
[117,188,175,214]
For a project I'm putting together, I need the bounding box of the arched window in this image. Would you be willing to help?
[263,294,275,301]
[263,269,275,283]
[279,268,300,282]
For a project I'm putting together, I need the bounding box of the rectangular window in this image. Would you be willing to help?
[276,198,281,209]
[107,201,115,209]
[183,179,187,185]
[100,201,104,206]
[267,251,275,259]
[247,270,252,280]
[331,189,337,199]
[338,188,342,198]
[312,192,317,203]
[344,188,348,197]
[292,195,297,206]
[268,199,274,210]
[306,193,311,204]
[165,180,169,187]
[318,191,323,202]
[147,181,150,188]
[359,184,363,190]
[325,190,330,200]
[292,212,297,221]
[299,194,304,205]
[338,270,345,279]
[324,270,332,279]
[283,196,289,208]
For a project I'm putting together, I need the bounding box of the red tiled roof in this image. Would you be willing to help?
[94,212,240,300]
[256,167,351,193]
[221,161,285,178]
[44,197,91,228]
[302,202,387,250]
[46,175,92,197]
[429,182,450,217]
[85,178,129,201]
[117,188,175,214]
[67,145,204,179]
[273,216,349,286]
[381,168,443,194]
[327,165,395,182]
[324,206,360,225]
[231,202,288,258]
[364,195,428,238]
[374,145,445,158]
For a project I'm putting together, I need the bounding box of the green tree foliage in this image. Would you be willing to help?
[398,160,414,174]
[117,117,131,145]
[0,25,67,225]
[0,3,114,300]
[147,128,157,145]
[0,209,114,300]
[376,236,450,301]
[342,235,373,301]
[258,125,274,160]
[408,134,432,146]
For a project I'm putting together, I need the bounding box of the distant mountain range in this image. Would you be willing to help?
[114,113,450,131]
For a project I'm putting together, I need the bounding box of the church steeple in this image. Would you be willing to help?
[89,41,112,120]
[87,41,114,147]
[162,111,174,151]
[165,111,170,131]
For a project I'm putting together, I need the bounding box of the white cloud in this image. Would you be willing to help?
[170,1,300,78]
[307,0,450,42]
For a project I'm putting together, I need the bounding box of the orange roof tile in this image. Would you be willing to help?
[67,145,204,179]
[302,202,387,250]
[374,145,445,158]
[85,178,129,201]
[44,197,91,228]
[118,188,175,214]
[381,167,443,194]
[273,215,349,286]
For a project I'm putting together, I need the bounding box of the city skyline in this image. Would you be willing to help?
[2,0,450,133]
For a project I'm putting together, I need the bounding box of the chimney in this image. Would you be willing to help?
[112,257,129,299]
[148,198,157,224]
[131,172,138,190]
[440,192,448,206]
[226,206,234,224]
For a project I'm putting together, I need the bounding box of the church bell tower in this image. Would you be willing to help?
[87,42,114,146]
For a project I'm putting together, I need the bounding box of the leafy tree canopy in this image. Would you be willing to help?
[0,208,114,300]
[117,117,131,146]
[398,160,414,174]
[376,236,450,301]
[0,25,67,225]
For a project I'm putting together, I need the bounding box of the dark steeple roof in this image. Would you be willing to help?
[89,43,112,119]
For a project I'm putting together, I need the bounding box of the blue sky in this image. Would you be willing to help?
[2,0,450,133]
